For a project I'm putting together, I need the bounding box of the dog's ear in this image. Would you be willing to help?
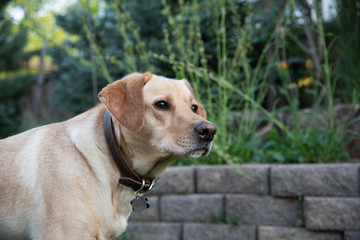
[98,72,152,132]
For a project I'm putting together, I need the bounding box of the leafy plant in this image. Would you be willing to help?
[258,127,350,163]
[155,0,357,164]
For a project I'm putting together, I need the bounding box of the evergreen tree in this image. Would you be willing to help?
[0,0,28,72]
[0,0,31,138]
[50,1,167,114]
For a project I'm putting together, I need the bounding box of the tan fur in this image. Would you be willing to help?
[0,72,215,240]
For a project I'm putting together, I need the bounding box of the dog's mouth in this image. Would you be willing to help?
[157,142,212,159]
[187,149,208,158]
[183,143,213,159]
[155,132,215,159]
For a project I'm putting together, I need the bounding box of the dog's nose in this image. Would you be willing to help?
[194,122,217,142]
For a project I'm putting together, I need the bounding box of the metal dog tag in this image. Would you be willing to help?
[131,196,150,212]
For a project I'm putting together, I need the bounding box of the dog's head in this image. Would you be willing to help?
[99,72,216,174]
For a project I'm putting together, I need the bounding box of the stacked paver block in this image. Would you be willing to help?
[125,163,360,240]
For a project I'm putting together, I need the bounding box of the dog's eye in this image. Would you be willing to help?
[192,105,198,113]
[155,101,170,110]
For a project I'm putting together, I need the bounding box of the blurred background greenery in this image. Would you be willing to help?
[1,0,359,164]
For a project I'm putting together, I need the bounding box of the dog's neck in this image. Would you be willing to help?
[112,119,175,180]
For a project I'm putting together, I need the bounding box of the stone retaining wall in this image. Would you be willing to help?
[124,164,360,240]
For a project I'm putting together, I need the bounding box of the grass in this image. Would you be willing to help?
[210,209,241,227]
[81,0,358,164]
[156,0,356,165]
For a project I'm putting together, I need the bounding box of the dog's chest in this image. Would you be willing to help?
[96,188,134,239]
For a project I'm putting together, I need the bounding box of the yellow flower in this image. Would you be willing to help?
[279,61,289,70]
[305,59,315,69]
[298,77,313,88]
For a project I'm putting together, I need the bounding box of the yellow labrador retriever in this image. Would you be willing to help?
[0,72,216,240]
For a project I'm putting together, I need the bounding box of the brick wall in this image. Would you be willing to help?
[124,164,360,240]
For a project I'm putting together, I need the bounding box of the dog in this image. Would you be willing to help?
[0,72,216,240]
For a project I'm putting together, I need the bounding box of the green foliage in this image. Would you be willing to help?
[0,20,28,71]
[258,127,350,163]
[10,0,49,18]
[155,0,284,164]
[50,46,108,114]
[50,0,358,164]
[210,209,240,227]
[0,0,32,138]
[2,0,359,164]
[0,75,33,138]
[156,0,357,164]
[50,1,167,113]
[0,0,28,72]
[334,0,360,101]
[210,210,227,224]
[79,0,99,15]
[297,196,306,228]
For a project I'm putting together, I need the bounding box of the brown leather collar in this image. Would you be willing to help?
[103,110,155,193]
